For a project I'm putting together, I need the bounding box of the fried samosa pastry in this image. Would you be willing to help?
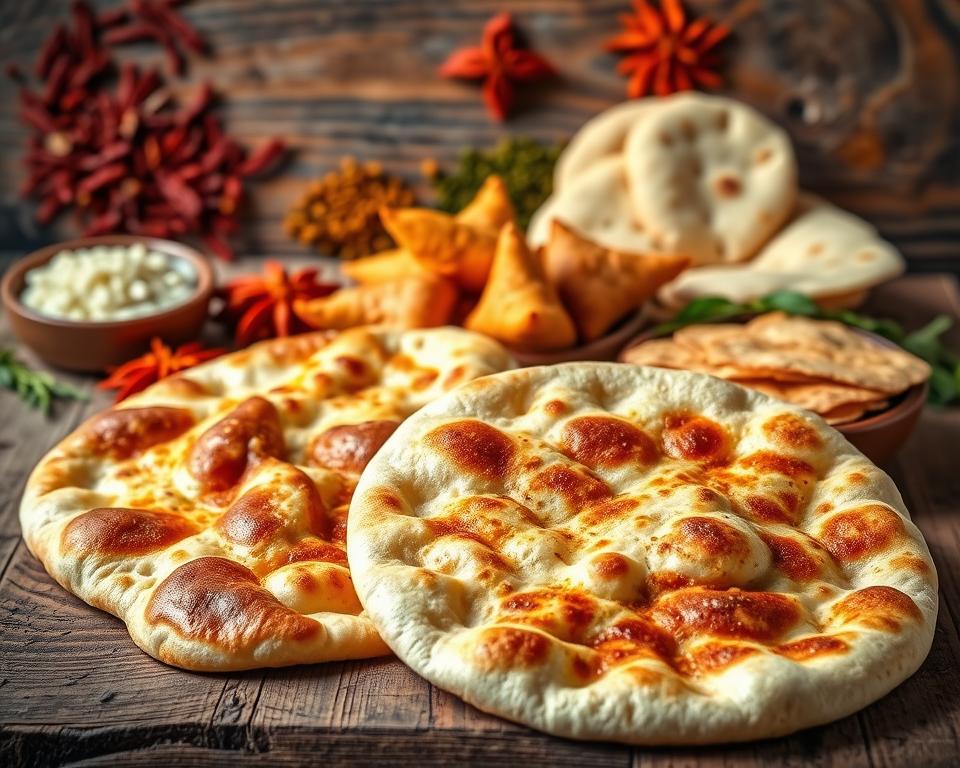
[294,276,457,330]
[340,249,427,284]
[542,219,690,341]
[456,175,516,232]
[379,207,496,293]
[465,223,576,351]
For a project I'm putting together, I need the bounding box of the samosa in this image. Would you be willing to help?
[340,249,427,284]
[378,176,515,293]
[455,175,516,232]
[465,223,576,352]
[294,276,457,330]
[542,219,689,341]
[380,207,496,294]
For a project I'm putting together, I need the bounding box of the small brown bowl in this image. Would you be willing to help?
[619,324,927,464]
[510,310,648,367]
[2,235,214,372]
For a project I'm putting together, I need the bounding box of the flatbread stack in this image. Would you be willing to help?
[622,313,931,424]
[19,326,514,671]
[347,363,938,743]
[530,94,904,310]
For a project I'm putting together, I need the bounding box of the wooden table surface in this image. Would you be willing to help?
[0,271,958,767]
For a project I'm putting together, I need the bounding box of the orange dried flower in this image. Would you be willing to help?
[439,12,556,122]
[604,0,729,98]
[99,338,224,402]
[223,260,338,346]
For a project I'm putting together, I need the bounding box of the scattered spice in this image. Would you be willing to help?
[98,337,224,402]
[439,12,557,122]
[284,157,416,259]
[604,0,730,98]
[222,261,339,346]
[430,138,563,230]
[11,1,286,260]
[0,349,87,414]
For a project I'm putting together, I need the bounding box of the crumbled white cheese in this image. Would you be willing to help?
[20,245,198,322]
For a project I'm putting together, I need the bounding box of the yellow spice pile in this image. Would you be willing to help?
[284,157,416,258]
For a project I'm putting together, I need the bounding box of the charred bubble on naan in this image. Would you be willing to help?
[348,363,938,744]
[20,326,514,671]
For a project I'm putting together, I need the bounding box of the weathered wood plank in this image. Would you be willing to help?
[0,1,959,267]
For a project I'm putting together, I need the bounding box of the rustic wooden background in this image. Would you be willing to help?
[0,0,959,269]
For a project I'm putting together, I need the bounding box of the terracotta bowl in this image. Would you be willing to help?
[510,310,648,367]
[1,235,215,372]
[619,324,927,465]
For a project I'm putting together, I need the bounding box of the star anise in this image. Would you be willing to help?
[604,0,730,98]
[439,12,557,122]
[223,261,338,346]
[99,338,224,402]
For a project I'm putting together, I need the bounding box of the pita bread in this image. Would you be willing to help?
[658,196,904,309]
[624,92,797,265]
[294,276,457,330]
[541,220,689,341]
[528,156,655,253]
[553,100,659,190]
[465,223,576,351]
[20,327,515,671]
[348,363,937,743]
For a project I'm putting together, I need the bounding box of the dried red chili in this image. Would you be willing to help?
[98,337,225,402]
[439,12,556,122]
[222,261,339,346]
[10,0,286,260]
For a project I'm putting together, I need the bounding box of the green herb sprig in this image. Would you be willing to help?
[655,291,960,406]
[0,349,87,415]
[430,137,564,230]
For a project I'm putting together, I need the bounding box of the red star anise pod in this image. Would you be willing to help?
[99,337,224,402]
[223,261,338,346]
[604,0,730,98]
[439,12,557,121]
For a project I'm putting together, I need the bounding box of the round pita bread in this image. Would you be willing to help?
[529,156,655,253]
[348,363,937,744]
[554,100,659,191]
[624,93,797,265]
[658,196,905,309]
[20,326,514,671]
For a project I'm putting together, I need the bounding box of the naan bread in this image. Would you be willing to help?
[20,327,514,671]
[658,196,905,309]
[528,156,655,253]
[348,364,937,744]
[553,99,658,190]
[624,92,797,265]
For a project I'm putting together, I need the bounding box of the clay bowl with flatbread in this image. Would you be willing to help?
[619,322,926,464]
[509,309,648,367]
[2,235,214,372]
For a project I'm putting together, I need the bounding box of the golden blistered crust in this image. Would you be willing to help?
[348,363,938,745]
[20,326,514,671]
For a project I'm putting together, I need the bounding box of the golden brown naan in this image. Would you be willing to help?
[348,363,938,744]
[20,326,514,671]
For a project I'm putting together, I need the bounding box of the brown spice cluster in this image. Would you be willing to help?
[285,158,416,259]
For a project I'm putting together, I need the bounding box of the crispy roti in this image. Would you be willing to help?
[348,363,938,744]
[20,326,514,671]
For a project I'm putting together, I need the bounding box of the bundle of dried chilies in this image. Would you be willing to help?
[12,0,286,260]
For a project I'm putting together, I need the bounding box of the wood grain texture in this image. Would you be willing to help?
[0,0,959,269]
[1,274,960,766]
